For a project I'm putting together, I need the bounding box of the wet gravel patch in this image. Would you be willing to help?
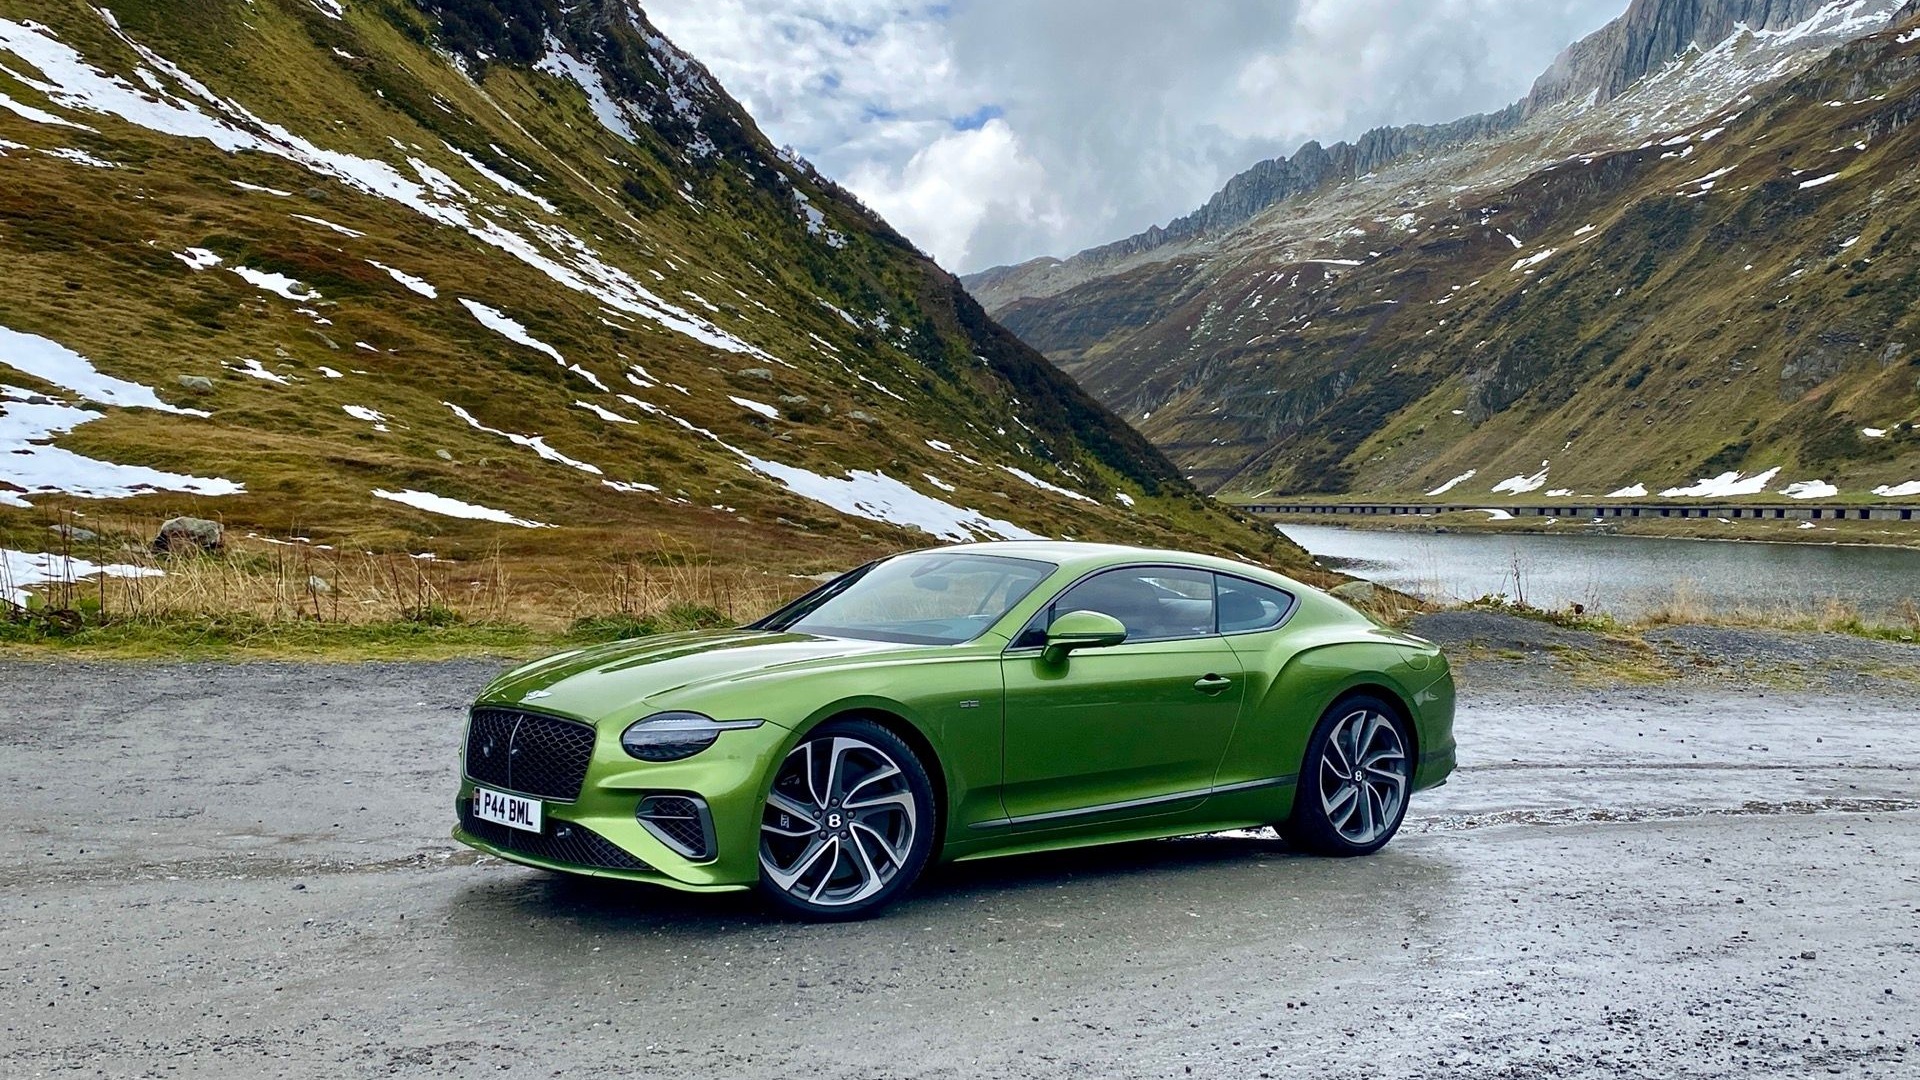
[1407,610,1920,695]
[1408,609,1614,655]
[1645,625,1920,685]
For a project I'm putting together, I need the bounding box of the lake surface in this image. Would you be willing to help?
[1278,523,1920,621]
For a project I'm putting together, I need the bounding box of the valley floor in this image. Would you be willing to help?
[2,622,1916,1078]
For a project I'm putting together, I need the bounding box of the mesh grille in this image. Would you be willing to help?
[637,795,713,860]
[458,801,652,872]
[463,707,596,801]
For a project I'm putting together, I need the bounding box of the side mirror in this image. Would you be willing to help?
[1042,610,1127,664]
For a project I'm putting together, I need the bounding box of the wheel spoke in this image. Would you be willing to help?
[1324,783,1358,824]
[806,838,845,902]
[762,788,821,838]
[1362,747,1404,769]
[843,761,901,804]
[1359,713,1383,762]
[824,738,854,804]
[1327,718,1355,776]
[764,834,834,891]
[844,829,887,902]
[1365,785,1387,842]
[800,740,827,808]
[1356,778,1377,840]
[850,819,906,867]
[846,789,913,817]
[1365,764,1407,792]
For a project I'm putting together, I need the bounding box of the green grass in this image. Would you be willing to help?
[0,611,544,660]
[0,599,736,660]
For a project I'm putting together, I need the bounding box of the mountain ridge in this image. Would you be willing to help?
[965,0,1906,311]
[1020,8,1920,505]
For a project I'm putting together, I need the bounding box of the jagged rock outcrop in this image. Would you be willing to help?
[1524,0,1894,108]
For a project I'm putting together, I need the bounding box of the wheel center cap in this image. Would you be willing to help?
[827,812,843,829]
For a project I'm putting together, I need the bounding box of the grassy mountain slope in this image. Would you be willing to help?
[0,0,1304,615]
[996,7,1920,503]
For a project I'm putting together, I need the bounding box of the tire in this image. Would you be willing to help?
[1280,694,1413,856]
[756,718,937,921]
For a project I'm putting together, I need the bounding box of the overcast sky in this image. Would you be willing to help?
[646,0,1627,274]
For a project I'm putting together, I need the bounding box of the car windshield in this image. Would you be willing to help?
[757,553,1056,645]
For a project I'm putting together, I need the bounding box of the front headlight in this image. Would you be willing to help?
[619,711,764,762]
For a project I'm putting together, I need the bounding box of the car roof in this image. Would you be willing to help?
[907,540,1301,587]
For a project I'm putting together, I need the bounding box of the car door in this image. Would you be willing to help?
[998,566,1244,831]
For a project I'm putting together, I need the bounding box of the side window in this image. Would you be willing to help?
[1215,575,1296,634]
[1024,566,1217,644]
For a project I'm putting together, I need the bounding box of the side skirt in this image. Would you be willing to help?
[965,774,1296,832]
[945,776,1297,863]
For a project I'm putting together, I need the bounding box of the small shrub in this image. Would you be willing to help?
[403,603,464,627]
[566,613,659,642]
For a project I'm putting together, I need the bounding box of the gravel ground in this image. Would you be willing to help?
[1409,610,1920,693]
[2,638,1917,1078]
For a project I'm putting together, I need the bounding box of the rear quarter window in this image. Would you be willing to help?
[1215,575,1296,634]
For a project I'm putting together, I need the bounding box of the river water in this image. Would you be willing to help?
[1278,523,1920,621]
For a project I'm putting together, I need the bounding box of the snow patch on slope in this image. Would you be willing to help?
[1660,467,1782,497]
[1490,462,1550,495]
[369,260,437,298]
[0,325,238,507]
[373,488,550,528]
[1,547,162,609]
[1427,470,1476,496]
[0,18,769,359]
[460,299,564,364]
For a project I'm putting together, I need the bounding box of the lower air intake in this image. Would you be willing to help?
[459,802,652,872]
[636,794,716,861]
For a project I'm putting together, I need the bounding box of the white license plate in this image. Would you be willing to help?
[472,786,543,833]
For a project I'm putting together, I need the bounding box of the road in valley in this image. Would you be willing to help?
[2,628,1916,1078]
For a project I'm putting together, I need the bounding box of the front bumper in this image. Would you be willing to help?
[452,710,792,890]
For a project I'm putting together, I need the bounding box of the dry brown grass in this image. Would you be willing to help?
[1629,580,1919,640]
[5,512,815,638]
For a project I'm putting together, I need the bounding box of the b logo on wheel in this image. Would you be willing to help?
[827,812,843,829]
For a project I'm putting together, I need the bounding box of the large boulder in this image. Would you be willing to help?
[1329,580,1378,605]
[153,516,224,554]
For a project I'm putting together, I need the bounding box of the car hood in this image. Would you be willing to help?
[477,628,926,724]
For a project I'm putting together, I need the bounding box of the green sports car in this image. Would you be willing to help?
[453,541,1455,919]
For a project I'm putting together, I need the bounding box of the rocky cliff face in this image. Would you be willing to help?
[1524,0,1896,108]
[1066,110,1524,267]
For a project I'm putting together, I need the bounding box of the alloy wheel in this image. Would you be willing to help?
[1316,708,1409,846]
[759,735,919,908]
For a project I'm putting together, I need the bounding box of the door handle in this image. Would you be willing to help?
[1193,674,1233,695]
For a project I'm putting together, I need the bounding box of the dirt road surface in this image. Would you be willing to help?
[3,649,1917,1078]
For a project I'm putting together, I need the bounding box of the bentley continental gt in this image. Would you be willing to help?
[453,541,1455,919]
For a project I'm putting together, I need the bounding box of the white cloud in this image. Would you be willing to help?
[844,118,1059,270]
[648,0,1623,272]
